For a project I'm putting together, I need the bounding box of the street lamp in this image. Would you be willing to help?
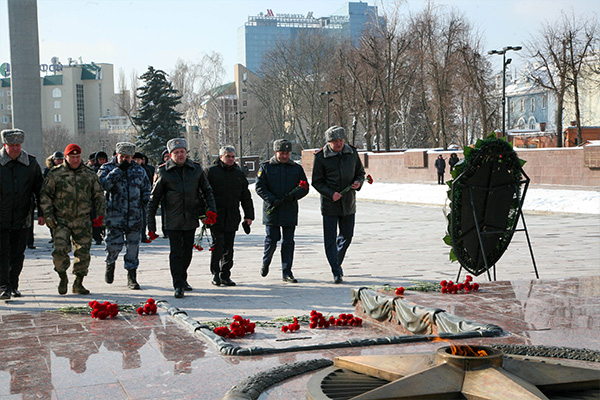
[319,90,338,127]
[488,46,522,136]
[235,110,247,168]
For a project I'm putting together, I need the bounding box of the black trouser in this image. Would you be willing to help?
[0,228,29,291]
[209,230,236,280]
[167,229,195,289]
[437,172,444,185]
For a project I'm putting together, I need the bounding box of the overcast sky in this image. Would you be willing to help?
[1,0,598,85]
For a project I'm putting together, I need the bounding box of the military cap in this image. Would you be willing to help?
[65,143,82,155]
[133,152,144,159]
[167,138,187,153]
[115,142,136,156]
[324,125,346,142]
[95,151,108,160]
[1,129,25,144]
[273,139,292,152]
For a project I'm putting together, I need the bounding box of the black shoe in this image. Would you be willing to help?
[260,265,269,277]
[49,239,54,244]
[11,288,21,297]
[211,275,221,286]
[127,269,141,290]
[0,290,11,300]
[174,287,184,298]
[28,245,36,249]
[333,275,343,284]
[184,283,193,291]
[283,275,298,283]
[221,278,236,286]
[105,262,115,284]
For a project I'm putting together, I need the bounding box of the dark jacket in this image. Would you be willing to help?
[205,159,254,232]
[311,143,365,216]
[0,148,44,229]
[449,154,459,171]
[98,157,151,229]
[256,156,309,226]
[435,157,446,173]
[147,158,216,232]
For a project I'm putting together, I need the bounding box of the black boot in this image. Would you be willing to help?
[72,275,90,295]
[127,269,140,290]
[105,262,115,284]
[57,271,68,295]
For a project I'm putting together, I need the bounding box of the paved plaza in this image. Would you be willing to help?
[0,187,599,399]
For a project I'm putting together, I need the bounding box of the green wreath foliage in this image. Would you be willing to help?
[443,133,527,275]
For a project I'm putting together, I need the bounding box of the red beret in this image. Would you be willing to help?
[64,143,82,155]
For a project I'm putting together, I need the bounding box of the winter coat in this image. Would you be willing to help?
[449,155,459,171]
[256,156,308,226]
[312,143,365,216]
[0,148,44,230]
[40,161,106,230]
[435,157,446,173]
[147,158,216,232]
[205,159,254,232]
[97,157,151,230]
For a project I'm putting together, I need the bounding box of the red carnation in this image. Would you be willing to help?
[282,326,289,332]
[395,287,405,295]
[472,282,479,291]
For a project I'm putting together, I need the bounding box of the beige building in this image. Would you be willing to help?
[0,61,116,137]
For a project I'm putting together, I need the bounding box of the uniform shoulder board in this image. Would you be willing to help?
[193,161,201,165]
[158,162,166,168]
[314,148,323,155]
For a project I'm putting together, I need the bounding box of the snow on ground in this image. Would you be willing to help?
[355,183,600,215]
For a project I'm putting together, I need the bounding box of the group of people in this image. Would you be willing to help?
[0,124,366,299]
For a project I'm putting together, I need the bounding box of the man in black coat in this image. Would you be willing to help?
[312,126,365,284]
[0,129,45,299]
[147,138,216,298]
[435,154,446,185]
[256,139,309,283]
[205,146,254,287]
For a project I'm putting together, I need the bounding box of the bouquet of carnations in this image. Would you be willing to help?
[267,180,310,215]
[194,210,217,251]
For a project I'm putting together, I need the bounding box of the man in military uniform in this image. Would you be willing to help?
[98,142,151,290]
[40,143,106,295]
[312,126,365,284]
[256,139,309,283]
[0,129,45,299]
[147,138,216,298]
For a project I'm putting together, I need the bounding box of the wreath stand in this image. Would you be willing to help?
[454,166,539,282]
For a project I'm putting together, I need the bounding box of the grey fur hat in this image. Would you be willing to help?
[273,139,292,152]
[1,129,25,145]
[115,142,136,156]
[167,138,187,153]
[324,125,346,142]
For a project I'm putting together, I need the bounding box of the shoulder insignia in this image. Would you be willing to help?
[314,148,323,154]
[257,170,262,178]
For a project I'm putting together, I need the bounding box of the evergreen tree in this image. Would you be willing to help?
[133,66,183,162]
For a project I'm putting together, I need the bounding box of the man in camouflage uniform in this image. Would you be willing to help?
[98,142,151,290]
[40,143,106,295]
[0,129,45,299]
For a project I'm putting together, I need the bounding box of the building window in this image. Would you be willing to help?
[528,117,536,129]
[6,90,11,97]
[54,101,61,109]
[7,104,11,110]
[541,96,547,109]
[0,103,3,110]
[510,100,514,114]
[517,117,525,129]
[54,114,62,122]
[530,98,535,112]
[0,90,3,97]
[520,99,524,112]
[243,100,248,107]
[52,88,62,98]
[1,116,8,124]
[76,84,85,134]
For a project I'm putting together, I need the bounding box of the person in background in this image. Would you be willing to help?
[98,142,151,290]
[87,153,96,169]
[133,152,154,243]
[43,151,65,244]
[449,153,460,172]
[311,126,365,284]
[159,149,170,238]
[256,139,309,283]
[94,151,108,171]
[435,154,446,185]
[205,146,254,287]
[147,138,216,298]
[40,143,105,295]
[0,129,45,299]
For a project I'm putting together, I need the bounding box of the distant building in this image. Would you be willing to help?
[237,2,383,73]
[0,60,116,137]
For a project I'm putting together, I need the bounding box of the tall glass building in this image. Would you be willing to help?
[237,2,382,74]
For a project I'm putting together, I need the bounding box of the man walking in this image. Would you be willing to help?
[147,138,216,298]
[0,129,45,299]
[311,126,365,284]
[256,139,309,283]
[98,142,151,290]
[205,146,254,287]
[40,143,106,295]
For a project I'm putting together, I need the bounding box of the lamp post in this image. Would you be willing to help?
[319,90,338,127]
[488,46,522,136]
[235,110,247,168]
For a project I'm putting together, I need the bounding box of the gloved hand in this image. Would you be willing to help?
[46,216,57,230]
[272,199,283,208]
[283,194,295,203]
[118,160,130,170]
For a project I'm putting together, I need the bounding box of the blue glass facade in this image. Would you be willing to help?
[238,2,382,74]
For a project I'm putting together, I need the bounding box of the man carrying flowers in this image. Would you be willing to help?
[256,139,309,283]
[311,126,365,284]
